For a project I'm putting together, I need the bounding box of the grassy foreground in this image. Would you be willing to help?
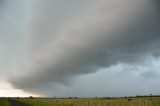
[0,98,9,106]
[14,97,160,106]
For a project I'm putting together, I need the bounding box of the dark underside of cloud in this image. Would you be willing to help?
[8,0,160,96]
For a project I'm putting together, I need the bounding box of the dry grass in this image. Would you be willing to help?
[15,97,160,106]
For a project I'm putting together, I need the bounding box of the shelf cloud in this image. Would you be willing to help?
[3,0,160,96]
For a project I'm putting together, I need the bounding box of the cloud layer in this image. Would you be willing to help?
[8,0,160,96]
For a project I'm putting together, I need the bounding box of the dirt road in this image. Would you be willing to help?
[9,99,31,106]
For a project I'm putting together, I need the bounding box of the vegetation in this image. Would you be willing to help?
[14,97,160,106]
[0,98,9,106]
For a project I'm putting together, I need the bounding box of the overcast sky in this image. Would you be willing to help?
[0,0,160,97]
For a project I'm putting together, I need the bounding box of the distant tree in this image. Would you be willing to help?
[29,96,33,99]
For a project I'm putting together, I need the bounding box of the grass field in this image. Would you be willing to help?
[0,98,9,106]
[14,97,160,106]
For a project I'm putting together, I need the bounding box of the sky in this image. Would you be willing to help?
[0,0,160,97]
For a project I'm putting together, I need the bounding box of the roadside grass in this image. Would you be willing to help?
[0,98,9,106]
[14,97,160,106]
[151,97,160,106]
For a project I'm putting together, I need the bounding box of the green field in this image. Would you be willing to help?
[14,97,160,106]
[0,98,9,106]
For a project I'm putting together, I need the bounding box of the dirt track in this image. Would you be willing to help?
[9,99,31,106]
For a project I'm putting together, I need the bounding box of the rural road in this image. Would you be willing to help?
[9,99,31,106]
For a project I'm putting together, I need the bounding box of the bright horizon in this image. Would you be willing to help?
[0,78,38,97]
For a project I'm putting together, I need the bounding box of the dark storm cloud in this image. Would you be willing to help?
[8,0,160,95]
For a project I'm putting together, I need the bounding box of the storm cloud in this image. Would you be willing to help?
[7,0,160,96]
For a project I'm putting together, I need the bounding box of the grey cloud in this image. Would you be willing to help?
[141,71,160,79]
[0,0,4,5]
[8,0,160,96]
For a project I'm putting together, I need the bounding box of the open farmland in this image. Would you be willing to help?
[13,97,160,106]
